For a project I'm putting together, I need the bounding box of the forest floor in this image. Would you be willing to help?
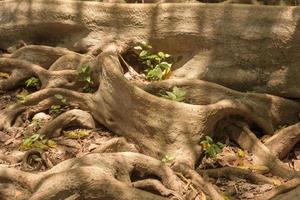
[1,1,300,198]
[1,80,300,200]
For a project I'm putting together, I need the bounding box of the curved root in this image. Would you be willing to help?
[257,178,300,200]
[1,44,300,199]
[225,121,300,178]
[0,152,186,200]
[37,109,95,138]
[198,167,276,185]
[265,122,300,160]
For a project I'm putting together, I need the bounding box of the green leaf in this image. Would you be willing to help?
[160,86,186,102]
[205,136,213,143]
[201,136,224,158]
[147,67,163,80]
[25,77,40,88]
[146,55,158,60]
[47,140,57,148]
[134,46,143,50]
[23,138,33,146]
[51,105,61,110]
[158,52,165,58]
[165,91,177,100]
[139,50,148,58]
[54,94,64,100]
[16,89,29,102]
[21,133,47,150]
[32,141,48,150]
[77,65,91,74]
[161,155,175,163]
[30,134,41,142]
[207,147,216,157]
[217,142,225,148]
[61,98,67,104]
[159,62,171,69]
[145,60,152,67]
[173,86,186,97]
[139,41,152,49]
[165,54,171,58]
[85,76,92,83]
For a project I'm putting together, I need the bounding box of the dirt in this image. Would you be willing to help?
[1,1,300,199]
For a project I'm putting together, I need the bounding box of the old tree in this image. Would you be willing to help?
[1,0,300,199]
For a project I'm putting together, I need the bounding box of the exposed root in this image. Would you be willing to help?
[21,149,51,172]
[198,167,276,185]
[1,0,300,199]
[92,137,138,153]
[0,152,186,200]
[137,78,300,131]
[271,185,300,200]
[1,45,300,199]
[0,88,90,130]
[49,53,92,71]
[225,121,300,178]
[0,167,39,192]
[9,45,75,69]
[173,163,223,200]
[132,179,182,199]
[265,122,300,160]
[37,109,95,138]
[256,178,300,200]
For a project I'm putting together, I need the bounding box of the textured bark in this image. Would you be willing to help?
[2,0,300,97]
[1,1,300,199]
[265,123,300,159]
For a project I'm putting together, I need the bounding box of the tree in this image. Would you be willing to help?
[1,0,300,200]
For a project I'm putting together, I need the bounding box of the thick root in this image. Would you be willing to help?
[265,123,300,160]
[37,109,95,138]
[2,1,300,198]
[198,167,276,185]
[0,88,90,130]
[0,152,186,200]
[225,121,300,178]
[256,178,300,200]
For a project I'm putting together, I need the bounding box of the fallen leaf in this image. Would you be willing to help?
[0,72,9,79]
[64,129,91,139]
[47,140,57,148]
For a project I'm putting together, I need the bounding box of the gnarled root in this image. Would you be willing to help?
[198,167,276,185]
[0,152,186,200]
[37,109,95,138]
[0,88,91,130]
[1,45,300,199]
[265,123,300,160]
[224,121,300,178]
[257,178,300,200]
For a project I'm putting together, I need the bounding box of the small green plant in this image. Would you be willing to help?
[25,77,41,89]
[16,88,30,102]
[161,86,186,102]
[77,64,94,92]
[21,133,56,150]
[49,105,63,115]
[161,155,175,163]
[54,94,67,104]
[49,94,68,115]
[200,136,224,158]
[134,42,172,81]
